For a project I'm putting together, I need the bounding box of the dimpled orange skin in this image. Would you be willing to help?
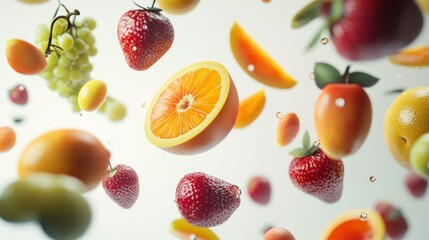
[384,86,429,170]
[18,129,110,191]
[0,127,16,152]
[6,39,47,75]
[263,227,296,240]
[315,84,372,159]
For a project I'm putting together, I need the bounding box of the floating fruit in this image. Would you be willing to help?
[157,0,200,15]
[170,218,219,240]
[9,84,29,105]
[276,113,300,147]
[374,201,408,239]
[102,164,139,209]
[6,39,47,75]
[263,227,296,240]
[230,22,296,89]
[410,133,429,176]
[404,172,427,198]
[248,176,271,205]
[18,129,110,191]
[321,209,386,240]
[234,89,266,128]
[78,80,107,112]
[388,46,429,67]
[18,0,50,4]
[0,127,16,152]
[145,61,238,155]
[384,86,429,170]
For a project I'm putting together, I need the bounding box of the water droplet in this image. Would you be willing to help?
[248,64,255,72]
[308,72,315,80]
[320,37,329,45]
[369,176,376,182]
[141,102,146,108]
[314,140,320,147]
[142,25,148,30]
[359,212,368,221]
[335,98,345,108]
[236,187,242,197]
[276,112,284,119]
[189,234,197,240]
[131,46,137,51]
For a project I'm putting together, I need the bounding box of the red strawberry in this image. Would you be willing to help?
[117,3,174,70]
[175,172,241,227]
[405,171,427,198]
[102,164,139,209]
[374,201,408,239]
[289,131,344,203]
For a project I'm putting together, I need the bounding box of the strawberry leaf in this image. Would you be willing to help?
[348,72,379,87]
[302,130,311,151]
[289,148,307,158]
[329,0,343,23]
[291,0,323,29]
[306,24,328,50]
[387,208,402,221]
[314,62,342,89]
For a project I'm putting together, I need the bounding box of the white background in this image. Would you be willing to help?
[0,0,428,239]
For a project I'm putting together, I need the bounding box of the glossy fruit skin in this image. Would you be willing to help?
[384,86,429,170]
[374,201,408,239]
[175,172,241,227]
[169,218,220,240]
[263,227,296,240]
[289,148,344,203]
[18,129,110,191]
[404,172,427,198]
[0,127,16,152]
[248,176,271,205]
[78,79,107,112]
[102,164,139,209]
[117,9,174,70]
[410,133,429,176]
[276,113,300,147]
[234,89,266,128]
[0,173,91,240]
[6,39,47,74]
[330,0,423,61]
[315,83,372,159]
[9,84,28,105]
[157,0,200,15]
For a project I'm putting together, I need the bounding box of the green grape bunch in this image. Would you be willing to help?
[34,2,126,121]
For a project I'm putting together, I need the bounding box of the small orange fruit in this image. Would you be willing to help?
[170,218,219,240]
[0,127,16,152]
[234,89,266,128]
[230,22,297,89]
[6,39,47,75]
[18,129,110,191]
[321,209,386,240]
[157,0,200,15]
[388,46,429,67]
[145,61,238,155]
[276,113,300,147]
[384,86,429,170]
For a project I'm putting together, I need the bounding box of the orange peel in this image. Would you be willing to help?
[170,218,219,240]
[388,46,429,67]
[234,89,266,128]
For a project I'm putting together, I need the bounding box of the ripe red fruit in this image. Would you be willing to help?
[102,164,139,209]
[9,84,28,105]
[405,172,427,198]
[175,172,241,227]
[289,131,344,203]
[248,176,271,205]
[292,0,424,61]
[117,4,174,70]
[374,201,408,239]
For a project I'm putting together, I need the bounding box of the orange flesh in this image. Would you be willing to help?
[327,219,373,240]
[150,68,221,139]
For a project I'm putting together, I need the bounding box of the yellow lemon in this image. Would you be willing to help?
[384,86,429,170]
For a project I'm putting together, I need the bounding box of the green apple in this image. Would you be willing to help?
[410,133,429,177]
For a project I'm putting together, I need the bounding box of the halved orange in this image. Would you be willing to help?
[388,46,429,67]
[234,89,266,128]
[230,22,297,89]
[170,218,219,240]
[321,209,386,240]
[145,61,239,155]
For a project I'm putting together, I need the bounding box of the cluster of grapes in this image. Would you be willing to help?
[34,7,126,121]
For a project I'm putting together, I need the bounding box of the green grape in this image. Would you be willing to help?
[85,34,95,45]
[53,66,69,78]
[65,47,79,61]
[37,41,49,53]
[80,63,93,74]
[74,38,88,54]
[48,80,58,90]
[83,17,96,30]
[35,24,50,44]
[58,33,74,51]
[46,53,59,69]
[68,69,82,82]
[105,100,127,121]
[57,55,71,67]
[56,81,73,97]
[40,70,54,81]
[87,45,97,56]
[52,19,67,37]
[77,28,91,41]
[74,54,89,68]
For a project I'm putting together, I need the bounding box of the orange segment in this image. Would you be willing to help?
[145,61,238,155]
[170,218,219,240]
[322,209,386,240]
[388,46,429,67]
[234,89,266,128]
[230,21,297,89]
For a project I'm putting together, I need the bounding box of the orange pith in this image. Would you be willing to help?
[151,68,222,138]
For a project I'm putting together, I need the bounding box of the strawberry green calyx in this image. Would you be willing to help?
[387,208,402,221]
[289,130,319,157]
[313,62,379,89]
[133,0,162,12]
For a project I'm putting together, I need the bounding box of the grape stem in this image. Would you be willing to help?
[45,2,80,57]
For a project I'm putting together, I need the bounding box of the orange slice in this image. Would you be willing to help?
[170,218,219,240]
[321,209,386,240]
[234,89,266,128]
[145,61,239,155]
[230,21,297,89]
[388,46,429,67]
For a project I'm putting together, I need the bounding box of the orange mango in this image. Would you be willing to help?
[388,46,429,67]
[6,39,47,75]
